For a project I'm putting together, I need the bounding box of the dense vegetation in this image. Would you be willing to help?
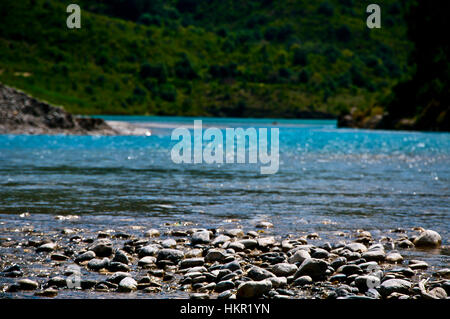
[0,0,412,118]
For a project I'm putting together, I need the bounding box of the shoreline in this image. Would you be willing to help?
[0,216,448,299]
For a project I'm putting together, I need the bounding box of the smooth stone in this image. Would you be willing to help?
[434,268,450,279]
[257,237,276,248]
[138,244,160,258]
[47,276,67,288]
[239,239,258,249]
[118,277,137,292]
[50,253,69,261]
[112,250,129,264]
[311,248,329,259]
[293,275,313,286]
[179,258,205,269]
[288,250,310,264]
[255,221,273,228]
[337,264,363,276]
[214,280,235,292]
[355,275,381,291]
[161,238,177,248]
[362,250,385,262]
[18,279,39,290]
[138,256,157,267]
[228,242,245,252]
[191,231,210,245]
[224,229,244,238]
[268,276,287,288]
[156,249,184,262]
[236,280,272,298]
[345,243,367,253]
[413,229,442,248]
[75,250,96,263]
[36,242,57,253]
[212,235,231,246]
[247,266,276,281]
[217,290,233,299]
[90,239,113,257]
[330,257,347,270]
[108,262,130,272]
[379,279,412,296]
[330,274,347,283]
[397,239,414,248]
[80,279,97,289]
[87,257,110,271]
[293,258,328,279]
[221,260,241,272]
[107,272,131,284]
[385,252,403,263]
[409,260,429,269]
[185,248,203,258]
[271,263,298,277]
[205,249,227,263]
[34,288,58,297]
[340,250,361,261]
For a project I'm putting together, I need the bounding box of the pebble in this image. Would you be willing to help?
[138,244,160,258]
[247,266,275,281]
[236,280,272,298]
[409,260,429,269]
[311,248,329,259]
[162,238,177,248]
[271,263,298,277]
[385,252,403,263]
[112,250,130,264]
[255,221,273,228]
[413,229,442,248]
[34,288,58,297]
[217,290,233,299]
[118,277,137,292]
[345,243,367,253]
[191,230,210,245]
[214,280,235,292]
[75,250,96,263]
[90,239,113,257]
[337,264,363,276]
[212,235,231,246]
[205,249,227,263]
[157,249,184,263]
[293,275,313,286]
[138,256,156,267]
[87,258,110,271]
[179,258,205,269]
[50,253,69,261]
[288,249,310,264]
[361,250,385,262]
[293,258,328,279]
[379,279,412,296]
[18,279,39,290]
[224,229,244,238]
[36,242,57,253]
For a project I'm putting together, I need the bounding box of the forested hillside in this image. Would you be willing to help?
[0,0,412,118]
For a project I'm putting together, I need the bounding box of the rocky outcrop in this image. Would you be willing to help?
[0,83,117,135]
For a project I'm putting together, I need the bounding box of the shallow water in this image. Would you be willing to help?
[0,117,449,298]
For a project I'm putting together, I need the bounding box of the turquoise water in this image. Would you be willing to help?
[0,117,449,246]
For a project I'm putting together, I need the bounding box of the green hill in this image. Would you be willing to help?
[0,0,412,117]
